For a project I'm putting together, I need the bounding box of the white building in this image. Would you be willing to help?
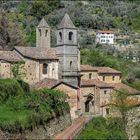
[96,30,114,44]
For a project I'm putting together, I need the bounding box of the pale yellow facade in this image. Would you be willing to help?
[99,74,121,83]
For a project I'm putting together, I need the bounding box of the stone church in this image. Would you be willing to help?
[0,14,139,120]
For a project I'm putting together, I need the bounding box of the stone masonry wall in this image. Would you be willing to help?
[126,106,140,140]
[0,113,71,139]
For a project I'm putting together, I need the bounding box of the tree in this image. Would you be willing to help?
[0,12,24,49]
[11,62,26,80]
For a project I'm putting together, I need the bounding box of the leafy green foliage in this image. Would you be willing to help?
[0,79,70,132]
[75,117,128,140]
[11,62,26,80]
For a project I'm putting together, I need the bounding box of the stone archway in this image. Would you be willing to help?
[84,94,94,112]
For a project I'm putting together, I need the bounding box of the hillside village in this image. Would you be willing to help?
[0,0,140,139]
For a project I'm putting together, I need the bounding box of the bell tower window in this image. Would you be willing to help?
[59,32,62,40]
[39,29,41,36]
[45,30,48,36]
[70,61,72,70]
[43,63,48,74]
[69,32,73,40]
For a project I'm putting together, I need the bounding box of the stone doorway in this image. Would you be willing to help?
[84,94,94,112]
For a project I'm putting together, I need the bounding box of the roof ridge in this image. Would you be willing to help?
[57,13,76,29]
[38,17,49,28]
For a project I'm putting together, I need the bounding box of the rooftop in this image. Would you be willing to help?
[38,18,49,28]
[33,78,78,89]
[0,51,23,62]
[14,47,58,60]
[81,79,113,88]
[57,13,76,29]
[109,83,139,94]
[81,65,121,74]
[97,30,113,34]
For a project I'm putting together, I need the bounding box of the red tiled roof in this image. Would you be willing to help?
[97,30,113,34]
[80,65,97,71]
[33,78,59,89]
[94,67,121,74]
[33,78,78,89]
[110,83,139,94]
[0,51,23,62]
[81,79,113,88]
[81,65,121,74]
[14,47,58,60]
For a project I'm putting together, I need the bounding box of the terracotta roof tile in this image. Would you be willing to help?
[97,30,113,34]
[33,78,78,89]
[80,65,97,71]
[0,51,23,62]
[110,83,139,94]
[33,78,59,89]
[81,65,121,74]
[14,47,58,60]
[81,79,113,88]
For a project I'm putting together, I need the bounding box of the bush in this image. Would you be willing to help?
[0,79,24,103]
[0,79,70,132]
[75,117,128,140]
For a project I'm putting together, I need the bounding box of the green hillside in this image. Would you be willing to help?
[0,0,140,90]
[0,79,69,132]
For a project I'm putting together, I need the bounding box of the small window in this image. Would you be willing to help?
[112,76,115,81]
[70,61,72,70]
[39,29,41,36]
[52,68,54,77]
[43,63,48,74]
[59,32,62,40]
[89,73,92,79]
[69,32,73,40]
[104,90,107,94]
[103,76,105,81]
[106,108,110,115]
[45,30,48,36]
[119,75,121,80]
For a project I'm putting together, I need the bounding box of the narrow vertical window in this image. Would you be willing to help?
[43,63,48,74]
[106,108,110,115]
[70,61,72,70]
[112,76,115,81]
[52,68,54,77]
[69,32,73,40]
[45,30,48,36]
[89,73,92,79]
[39,29,41,36]
[103,76,105,81]
[59,32,62,40]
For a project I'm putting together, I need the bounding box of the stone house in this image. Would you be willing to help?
[0,13,139,120]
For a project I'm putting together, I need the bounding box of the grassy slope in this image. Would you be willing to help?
[75,117,128,140]
[0,79,70,132]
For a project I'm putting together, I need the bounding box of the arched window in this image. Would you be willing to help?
[45,30,48,36]
[59,32,62,40]
[43,63,48,74]
[39,29,41,36]
[69,32,73,40]
[70,61,72,70]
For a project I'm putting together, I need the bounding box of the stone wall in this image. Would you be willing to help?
[126,106,140,140]
[55,83,79,120]
[0,113,71,139]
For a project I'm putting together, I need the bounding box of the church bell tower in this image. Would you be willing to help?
[36,18,50,48]
[56,13,80,86]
